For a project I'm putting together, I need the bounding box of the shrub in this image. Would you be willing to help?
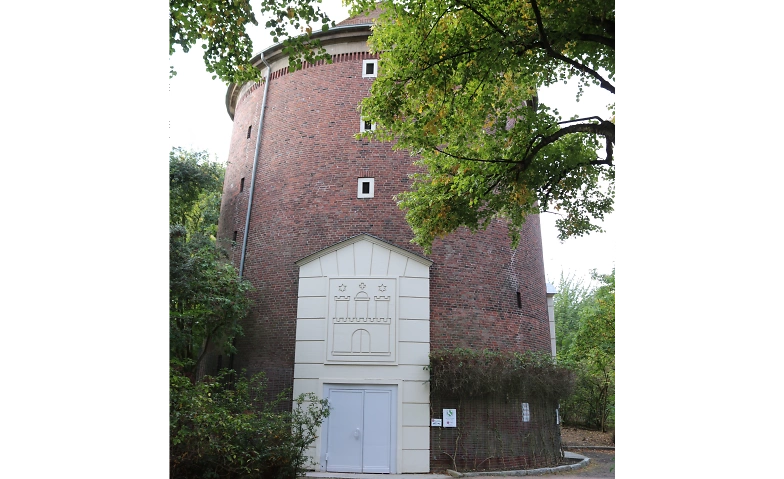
[558,360,614,432]
[170,363,329,479]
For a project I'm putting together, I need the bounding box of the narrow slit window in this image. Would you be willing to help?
[362,59,378,78]
[516,291,522,308]
[233,231,238,242]
[240,177,245,192]
[357,177,374,198]
[247,125,252,138]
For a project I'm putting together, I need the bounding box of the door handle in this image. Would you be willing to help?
[354,428,360,439]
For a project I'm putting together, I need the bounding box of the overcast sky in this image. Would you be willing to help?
[168,0,615,287]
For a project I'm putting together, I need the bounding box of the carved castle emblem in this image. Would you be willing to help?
[327,278,396,361]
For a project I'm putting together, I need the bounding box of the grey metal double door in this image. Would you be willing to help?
[324,386,396,473]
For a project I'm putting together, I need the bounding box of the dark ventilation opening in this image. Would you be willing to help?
[364,120,372,131]
[247,125,252,138]
[233,231,238,242]
[516,291,522,308]
[365,62,375,75]
[362,181,371,194]
[240,177,245,192]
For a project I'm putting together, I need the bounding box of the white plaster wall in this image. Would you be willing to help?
[546,283,557,358]
[294,363,427,380]
[548,295,557,357]
[398,342,429,365]
[293,236,431,473]
[399,297,430,320]
[399,319,429,342]
[401,379,431,473]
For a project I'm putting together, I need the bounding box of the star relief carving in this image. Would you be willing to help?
[378,284,387,292]
[338,284,347,292]
[359,282,366,290]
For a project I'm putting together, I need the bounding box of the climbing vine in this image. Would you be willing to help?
[428,348,574,401]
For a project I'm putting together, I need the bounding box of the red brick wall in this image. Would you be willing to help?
[216,47,551,403]
[430,395,562,472]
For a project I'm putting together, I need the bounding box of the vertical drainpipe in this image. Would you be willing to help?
[229,54,272,372]
[239,54,272,280]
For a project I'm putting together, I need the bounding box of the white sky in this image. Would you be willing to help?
[168,0,615,287]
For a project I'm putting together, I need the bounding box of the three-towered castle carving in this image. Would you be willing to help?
[329,278,395,359]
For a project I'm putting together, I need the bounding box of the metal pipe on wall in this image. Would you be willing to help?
[239,54,272,280]
[230,55,272,373]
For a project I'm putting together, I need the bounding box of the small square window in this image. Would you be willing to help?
[360,119,376,133]
[362,59,378,78]
[357,177,374,198]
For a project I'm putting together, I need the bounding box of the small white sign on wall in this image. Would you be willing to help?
[431,418,442,427]
[443,409,457,428]
[521,403,530,422]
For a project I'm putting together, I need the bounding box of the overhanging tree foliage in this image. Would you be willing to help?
[353,0,615,252]
[170,148,253,374]
[170,0,336,83]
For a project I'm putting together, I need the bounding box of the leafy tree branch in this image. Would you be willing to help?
[352,0,614,251]
[170,0,336,83]
[529,0,614,94]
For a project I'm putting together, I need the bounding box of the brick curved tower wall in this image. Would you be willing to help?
[216,38,550,397]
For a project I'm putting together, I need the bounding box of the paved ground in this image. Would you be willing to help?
[305,448,615,479]
[457,449,614,479]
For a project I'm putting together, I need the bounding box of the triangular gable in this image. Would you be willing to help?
[294,233,433,268]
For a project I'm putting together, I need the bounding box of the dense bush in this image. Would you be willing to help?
[170,363,330,479]
[558,359,614,431]
[554,270,615,432]
[169,148,253,376]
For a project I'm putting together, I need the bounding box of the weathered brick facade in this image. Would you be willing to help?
[214,20,556,472]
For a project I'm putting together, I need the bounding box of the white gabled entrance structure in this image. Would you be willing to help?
[293,234,433,473]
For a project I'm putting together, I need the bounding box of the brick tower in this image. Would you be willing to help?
[214,11,556,474]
